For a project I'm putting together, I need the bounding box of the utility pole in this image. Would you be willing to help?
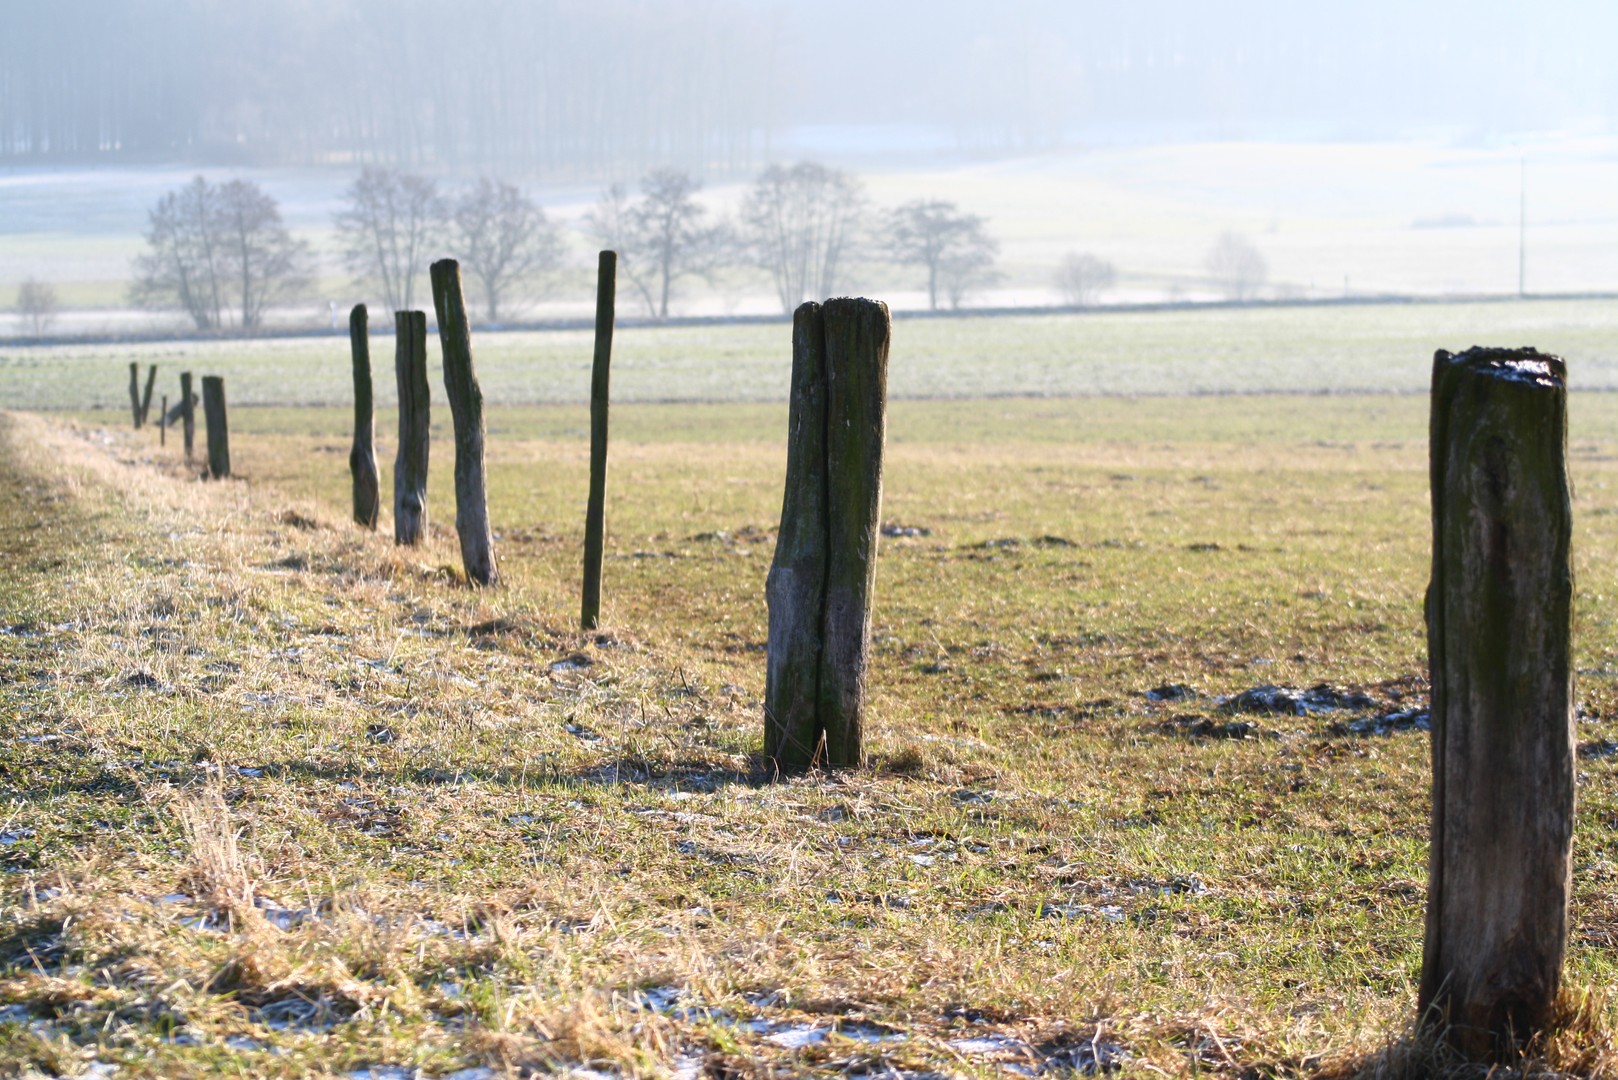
[1518,155,1527,299]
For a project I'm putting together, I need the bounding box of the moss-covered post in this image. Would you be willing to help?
[180,371,196,464]
[140,364,158,427]
[581,250,616,629]
[430,260,497,586]
[128,362,142,428]
[764,298,890,773]
[1420,346,1575,1059]
[393,310,430,547]
[348,304,380,529]
[765,302,830,770]
[200,376,229,479]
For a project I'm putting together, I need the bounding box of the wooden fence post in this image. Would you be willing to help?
[129,362,142,428]
[1420,346,1575,1058]
[765,302,830,770]
[180,372,196,464]
[430,260,498,586]
[200,376,230,479]
[348,304,380,529]
[159,395,167,447]
[581,250,616,628]
[140,364,158,426]
[393,310,430,547]
[764,298,890,772]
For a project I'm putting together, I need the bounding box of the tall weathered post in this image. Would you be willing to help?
[1420,346,1574,1059]
[430,260,497,585]
[180,372,196,464]
[348,304,380,529]
[159,395,167,447]
[200,376,230,479]
[764,298,890,772]
[580,250,616,628]
[140,364,158,426]
[129,362,142,428]
[393,311,430,547]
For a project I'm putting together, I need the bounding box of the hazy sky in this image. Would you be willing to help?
[3,0,1614,170]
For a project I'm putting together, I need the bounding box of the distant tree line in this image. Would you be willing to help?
[0,0,777,174]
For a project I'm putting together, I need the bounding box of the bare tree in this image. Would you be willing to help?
[15,277,59,336]
[216,180,309,328]
[1205,232,1268,301]
[131,176,227,329]
[888,199,998,311]
[588,170,723,319]
[449,178,564,322]
[336,167,442,312]
[740,162,866,314]
[907,202,1001,311]
[1054,252,1117,307]
[131,176,307,330]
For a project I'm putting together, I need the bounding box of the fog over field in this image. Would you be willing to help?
[2,1,1616,331]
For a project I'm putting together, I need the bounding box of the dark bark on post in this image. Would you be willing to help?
[129,362,142,428]
[200,376,230,479]
[430,259,498,586]
[764,298,890,773]
[765,302,829,770]
[581,250,616,629]
[393,310,430,547]
[1419,346,1575,1059]
[180,372,196,464]
[817,298,890,766]
[140,364,158,426]
[159,395,167,447]
[347,304,380,529]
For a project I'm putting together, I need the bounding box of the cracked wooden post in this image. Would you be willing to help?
[128,362,142,428]
[581,250,616,629]
[765,302,830,770]
[1420,346,1575,1059]
[348,304,380,529]
[200,376,229,479]
[180,372,196,464]
[430,260,497,586]
[393,310,430,547]
[159,395,167,447]
[765,298,890,773]
[140,364,158,427]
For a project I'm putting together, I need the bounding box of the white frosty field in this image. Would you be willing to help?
[2,298,1615,413]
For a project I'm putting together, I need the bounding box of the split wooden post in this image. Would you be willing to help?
[348,304,380,529]
[200,376,230,479]
[128,362,142,428]
[159,395,167,447]
[430,259,498,585]
[764,298,890,772]
[580,250,616,629]
[1420,346,1575,1058]
[140,364,158,426]
[392,310,430,547]
[180,372,196,464]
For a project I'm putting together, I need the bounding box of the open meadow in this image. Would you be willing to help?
[0,302,1614,1077]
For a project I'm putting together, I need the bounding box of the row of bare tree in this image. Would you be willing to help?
[130,165,1005,327]
[126,167,1272,329]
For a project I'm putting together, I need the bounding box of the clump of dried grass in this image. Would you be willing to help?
[1314,985,1617,1079]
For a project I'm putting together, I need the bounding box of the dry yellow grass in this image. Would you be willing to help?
[0,401,1612,1078]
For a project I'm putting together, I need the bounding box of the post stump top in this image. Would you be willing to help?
[1434,346,1565,391]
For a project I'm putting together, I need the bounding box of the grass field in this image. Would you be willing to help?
[4,298,1618,416]
[0,375,1614,1076]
